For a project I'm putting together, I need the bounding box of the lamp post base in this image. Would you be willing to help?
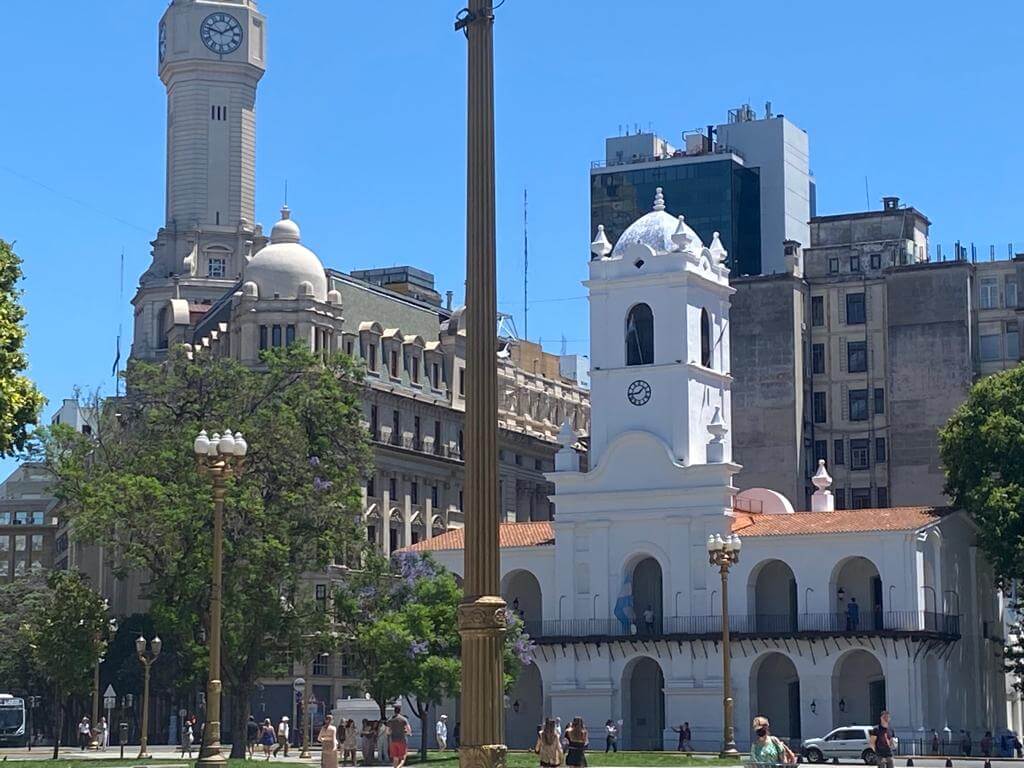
[459,744,507,768]
[719,746,741,759]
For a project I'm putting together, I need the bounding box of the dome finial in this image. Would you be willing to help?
[671,215,693,250]
[590,224,612,259]
[652,187,665,212]
[270,205,300,244]
[280,204,291,220]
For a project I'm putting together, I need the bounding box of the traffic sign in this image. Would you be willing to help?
[292,677,305,692]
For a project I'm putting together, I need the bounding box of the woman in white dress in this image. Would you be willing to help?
[320,714,339,768]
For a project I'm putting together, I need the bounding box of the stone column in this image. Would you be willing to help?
[459,1,506,766]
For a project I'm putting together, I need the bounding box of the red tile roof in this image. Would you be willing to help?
[404,521,554,552]
[730,507,951,537]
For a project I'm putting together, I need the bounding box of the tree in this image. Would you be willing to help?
[30,345,372,757]
[0,573,51,696]
[21,571,110,759]
[0,239,44,456]
[939,364,1024,683]
[334,552,536,758]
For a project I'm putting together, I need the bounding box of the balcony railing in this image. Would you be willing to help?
[523,611,960,643]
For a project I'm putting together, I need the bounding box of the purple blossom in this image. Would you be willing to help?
[393,551,436,586]
[407,639,429,659]
[313,476,333,491]
[513,635,536,665]
[308,456,321,467]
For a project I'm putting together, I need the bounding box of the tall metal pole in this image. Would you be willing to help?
[456,2,507,767]
[719,565,738,757]
[198,474,227,767]
[138,662,152,760]
[89,661,100,748]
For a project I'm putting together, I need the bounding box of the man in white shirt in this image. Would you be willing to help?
[274,716,290,757]
[436,714,448,751]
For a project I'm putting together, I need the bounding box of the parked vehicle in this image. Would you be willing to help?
[802,726,898,765]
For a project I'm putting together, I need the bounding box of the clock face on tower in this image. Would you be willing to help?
[200,12,243,55]
[158,23,167,62]
[627,380,652,407]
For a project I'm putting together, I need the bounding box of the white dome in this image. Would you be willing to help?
[611,187,703,258]
[243,206,328,301]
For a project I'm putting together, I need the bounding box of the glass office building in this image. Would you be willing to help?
[591,157,763,276]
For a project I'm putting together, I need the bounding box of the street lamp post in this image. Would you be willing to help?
[135,635,162,759]
[707,533,742,758]
[194,428,248,768]
[89,614,117,749]
[454,1,506,767]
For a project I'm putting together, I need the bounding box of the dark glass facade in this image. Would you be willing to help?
[590,158,762,276]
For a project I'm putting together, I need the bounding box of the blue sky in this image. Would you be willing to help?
[1,0,1022,477]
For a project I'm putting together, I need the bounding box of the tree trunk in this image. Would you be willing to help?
[228,684,252,759]
[51,685,61,760]
[405,697,428,763]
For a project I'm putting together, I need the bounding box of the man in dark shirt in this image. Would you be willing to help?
[870,711,894,768]
[245,715,259,759]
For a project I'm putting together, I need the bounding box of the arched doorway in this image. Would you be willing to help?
[625,303,654,366]
[505,662,543,749]
[833,650,885,726]
[832,557,883,631]
[623,657,665,750]
[750,559,798,632]
[632,557,663,635]
[501,570,543,629]
[751,653,801,741]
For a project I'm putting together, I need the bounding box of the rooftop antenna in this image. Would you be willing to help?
[561,334,567,355]
[112,249,125,397]
[284,179,288,206]
[523,187,529,340]
[864,176,870,210]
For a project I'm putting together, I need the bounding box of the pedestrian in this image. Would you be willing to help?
[931,729,940,756]
[247,715,260,759]
[261,718,277,761]
[100,716,109,750]
[961,730,972,756]
[274,716,290,757]
[452,721,460,750]
[846,597,860,631]
[604,720,617,753]
[750,716,795,766]
[387,705,412,768]
[554,717,562,747]
[377,718,390,763]
[342,718,358,766]
[78,716,91,750]
[437,714,449,751]
[671,722,692,752]
[320,714,339,768]
[869,711,895,768]
[181,717,195,758]
[360,719,376,765]
[564,717,588,768]
[535,718,564,768]
[1014,732,1022,758]
[981,731,993,758]
[642,604,655,634]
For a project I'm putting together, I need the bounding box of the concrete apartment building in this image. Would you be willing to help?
[590,103,813,277]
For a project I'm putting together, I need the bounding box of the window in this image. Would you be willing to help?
[368,343,377,371]
[345,339,354,356]
[876,486,889,508]
[833,439,845,465]
[434,420,442,455]
[535,458,544,471]
[846,293,866,325]
[829,258,839,274]
[285,325,296,346]
[459,490,463,510]
[980,333,1001,362]
[850,255,861,273]
[1006,278,1019,309]
[847,341,867,373]
[811,296,824,327]
[700,308,712,367]
[411,355,420,383]
[0,512,9,525]
[390,349,399,378]
[369,405,378,438]
[30,534,42,551]
[366,475,375,497]
[458,430,464,457]
[411,482,419,505]
[812,343,825,374]
[851,487,872,509]
[315,584,327,612]
[625,303,654,366]
[834,488,846,510]
[207,257,226,278]
[870,253,881,270]
[1008,322,1020,361]
[812,392,827,424]
[392,409,400,442]
[873,388,885,414]
[814,440,828,465]
[388,477,397,500]
[0,536,8,552]
[850,438,870,470]
[259,325,268,350]
[271,325,282,347]
[980,278,998,309]
[14,535,26,552]
[458,369,465,397]
[413,416,421,447]
[875,437,887,463]
[431,362,441,389]
[312,654,329,676]
[849,389,869,421]
[431,485,439,507]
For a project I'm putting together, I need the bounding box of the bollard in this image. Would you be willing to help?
[944,759,953,768]
[832,758,840,765]
[984,762,991,768]
[906,759,914,767]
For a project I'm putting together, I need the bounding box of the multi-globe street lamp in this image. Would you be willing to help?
[707,533,742,758]
[135,635,161,759]
[193,428,247,768]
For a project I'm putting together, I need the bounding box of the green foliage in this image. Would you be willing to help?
[0,573,53,694]
[939,364,1024,685]
[30,345,372,755]
[0,239,45,456]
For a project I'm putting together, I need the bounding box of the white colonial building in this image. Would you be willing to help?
[411,190,1009,751]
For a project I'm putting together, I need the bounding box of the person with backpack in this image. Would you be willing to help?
[869,711,895,768]
[750,716,795,765]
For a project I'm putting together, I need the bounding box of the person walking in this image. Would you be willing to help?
[604,720,617,753]
[452,721,460,750]
[260,718,277,761]
[436,714,449,751]
[535,718,564,768]
[320,714,339,768]
[980,731,993,758]
[247,715,260,759]
[274,716,291,757]
[181,717,195,758]
[750,716,795,766]
[377,718,390,763]
[360,719,376,765]
[671,722,692,752]
[642,605,655,635]
[961,730,973,756]
[870,711,895,768]
[99,716,109,750]
[342,718,358,766]
[564,717,589,768]
[387,705,411,768]
[78,716,91,750]
[931,729,940,756]
[846,597,860,631]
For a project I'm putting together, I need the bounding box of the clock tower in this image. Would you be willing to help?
[132,0,267,360]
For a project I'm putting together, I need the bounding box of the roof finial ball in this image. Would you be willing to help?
[811,459,835,512]
[590,224,612,260]
[652,186,666,212]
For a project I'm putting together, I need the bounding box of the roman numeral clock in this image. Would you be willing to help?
[200,12,243,55]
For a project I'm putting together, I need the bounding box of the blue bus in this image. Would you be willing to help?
[0,694,27,747]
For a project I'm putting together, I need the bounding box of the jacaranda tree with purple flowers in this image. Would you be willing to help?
[334,550,535,759]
